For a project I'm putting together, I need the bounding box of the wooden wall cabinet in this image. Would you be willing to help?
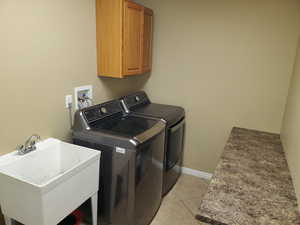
[96,0,153,78]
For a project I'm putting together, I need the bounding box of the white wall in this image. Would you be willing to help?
[281,37,300,210]
[0,0,148,156]
[138,0,300,172]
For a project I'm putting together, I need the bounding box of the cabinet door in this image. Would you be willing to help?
[96,0,124,78]
[142,8,153,73]
[123,1,143,75]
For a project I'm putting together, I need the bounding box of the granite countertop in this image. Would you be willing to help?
[196,127,300,225]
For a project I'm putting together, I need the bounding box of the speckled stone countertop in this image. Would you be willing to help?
[196,127,300,225]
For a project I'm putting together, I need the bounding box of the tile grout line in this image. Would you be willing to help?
[179,197,209,225]
[179,199,197,219]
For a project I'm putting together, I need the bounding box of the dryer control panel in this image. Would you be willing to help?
[122,91,150,109]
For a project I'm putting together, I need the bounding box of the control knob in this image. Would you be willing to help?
[101,107,107,114]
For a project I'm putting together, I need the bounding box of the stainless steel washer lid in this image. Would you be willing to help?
[72,99,166,147]
[90,115,157,137]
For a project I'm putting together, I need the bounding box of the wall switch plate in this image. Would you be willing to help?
[65,95,73,108]
[74,85,93,110]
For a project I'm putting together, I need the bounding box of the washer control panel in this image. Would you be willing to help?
[83,100,122,123]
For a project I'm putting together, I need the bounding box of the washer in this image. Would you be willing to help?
[72,100,165,225]
[121,91,185,195]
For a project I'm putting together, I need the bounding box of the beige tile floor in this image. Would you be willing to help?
[150,174,210,225]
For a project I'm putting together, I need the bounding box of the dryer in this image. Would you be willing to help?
[121,91,185,195]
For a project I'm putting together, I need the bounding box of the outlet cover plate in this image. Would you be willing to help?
[65,95,73,108]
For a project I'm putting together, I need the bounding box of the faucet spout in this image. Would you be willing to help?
[17,134,41,155]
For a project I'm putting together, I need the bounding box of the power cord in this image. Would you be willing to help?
[68,102,73,128]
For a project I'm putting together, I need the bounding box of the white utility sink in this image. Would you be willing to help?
[0,138,101,225]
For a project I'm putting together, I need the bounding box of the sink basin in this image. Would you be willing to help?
[0,138,101,225]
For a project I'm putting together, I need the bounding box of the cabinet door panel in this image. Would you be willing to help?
[123,1,143,75]
[142,8,153,73]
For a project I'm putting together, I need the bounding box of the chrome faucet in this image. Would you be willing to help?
[17,134,41,155]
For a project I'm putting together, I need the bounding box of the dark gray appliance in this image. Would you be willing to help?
[72,100,165,225]
[121,91,185,195]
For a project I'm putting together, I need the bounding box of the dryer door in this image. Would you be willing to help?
[166,118,185,170]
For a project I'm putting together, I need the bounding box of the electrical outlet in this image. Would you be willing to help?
[65,95,73,108]
[74,85,93,110]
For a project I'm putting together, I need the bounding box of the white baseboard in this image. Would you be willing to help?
[182,167,213,180]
